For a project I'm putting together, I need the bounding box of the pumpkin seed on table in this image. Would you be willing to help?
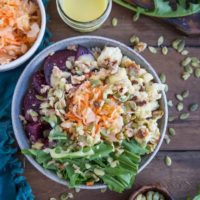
[181,57,192,67]
[182,90,189,98]
[172,39,182,50]
[180,113,190,120]
[177,40,185,53]
[184,66,193,74]
[164,84,169,92]
[165,156,172,166]
[181,72,190,80]
[168,128,176,136]
[130,35,140,45]
[157,36,164,46]
[168,100,173,107]
[189,103,199,112]
[194,68,200,78]
[168,116,176,122]
[50,198,57,200]
[112,17,118,27]
[148,46,157,54]
[159,73,166,83]
[181,50,189,56]
[162,47,168,55]
[177,102,184,111]
[175,94,183,101]
[164,135,171,144]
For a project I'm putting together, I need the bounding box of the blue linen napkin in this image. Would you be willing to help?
[0,1,51,199]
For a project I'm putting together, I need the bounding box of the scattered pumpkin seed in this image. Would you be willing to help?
[189,103,199,112]
[180,113,190,120]
[101,188,107,193]
[133,12,140,22]
[175,94,183,101]
[168,128,176,136]
[181,57,192,67]
[164,84,169,92]
[182,90,189,98]
[164,135,171,144]
[172,39,182,50]
[177,40,185,53]
[112,17,118,27]
[130,35,140,45]
[191,57,200,63]
[148,46,157,54]
[60,192,68,200]
[159,73,166,83]
[157,36,164,46]
[168,100,173,107]
[50,198,57,200]
[177,102,184,111]
[168,116,176,122]
[162,46,168,55]
[165,156,172,166]
[181,72,190,80]
[184,65,193,74]
[194,68,200,78]
[181,50,189,56]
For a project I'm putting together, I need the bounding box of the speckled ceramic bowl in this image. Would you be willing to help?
[12,36,168,190]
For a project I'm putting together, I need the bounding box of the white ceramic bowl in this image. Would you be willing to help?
[12,36,168,190]
[0,0,46,72]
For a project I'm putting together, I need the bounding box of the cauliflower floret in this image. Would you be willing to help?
[97,47,122,72]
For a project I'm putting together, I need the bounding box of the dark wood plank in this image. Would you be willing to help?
[24,151,200,200]
[47,1,200,47]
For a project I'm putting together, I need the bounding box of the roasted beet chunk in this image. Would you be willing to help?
[44,49,76,85]
[76,45,92,60]
[23,89,41,122]
[32,70,46,94]
[26,122,50,142]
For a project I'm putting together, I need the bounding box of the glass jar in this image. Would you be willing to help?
[56,0,112,32]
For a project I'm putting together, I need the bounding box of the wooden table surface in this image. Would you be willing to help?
[23,1,200,200]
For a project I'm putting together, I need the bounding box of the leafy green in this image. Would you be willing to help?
[22,139,147,193]
[113,0,200,18]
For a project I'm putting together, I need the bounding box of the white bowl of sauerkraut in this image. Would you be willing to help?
[0,0,46,72]
[12,36,168,192]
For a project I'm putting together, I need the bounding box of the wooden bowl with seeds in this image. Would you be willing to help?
[129,185,174,200]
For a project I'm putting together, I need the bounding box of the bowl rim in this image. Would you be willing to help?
[12,35,168,190]
[0,0,46,72]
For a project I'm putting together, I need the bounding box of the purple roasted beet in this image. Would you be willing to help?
[23,89,41,122]
[44,49,76,85]
[32,70,47,94]
[75,45,94,61]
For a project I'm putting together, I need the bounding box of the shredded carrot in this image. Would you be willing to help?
[86,181,94,186]
[0,0,41,65]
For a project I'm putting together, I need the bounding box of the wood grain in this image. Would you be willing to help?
[24,152,200,200]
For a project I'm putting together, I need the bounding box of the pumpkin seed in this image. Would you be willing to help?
[164,84,169,92]
[181,57,192,67]
[112,17,118,27]
[164,135,171,144]
[194,68,200,78]
[189,103,199,112]
[177,102,184,111]
[158,36,164,46]
[75,188,80,193]
[177,40,185,52]
[159,73,166,83]
[50,198,57,200]
[133,12,140,22]
[94,168,105,176]
[60,192,68,200]
[191,57,200,63]
[181,72,190,80]
[165,156,172,166]
[182,90,189,98]
[101,188,107,193]
[130,35,140,45]
[169,128,176,136]
[181,50,189,56]
[168,116,176,122]
[148,46,157,54]
[184,66,193,74]
[191,57,200,67]
[162,46,168,55]
[172,39,182,50]
[168,100,173,107]
[180,113,190,120]
[175,94,183,101]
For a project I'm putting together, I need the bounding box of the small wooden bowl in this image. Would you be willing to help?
[129,185,174,200]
